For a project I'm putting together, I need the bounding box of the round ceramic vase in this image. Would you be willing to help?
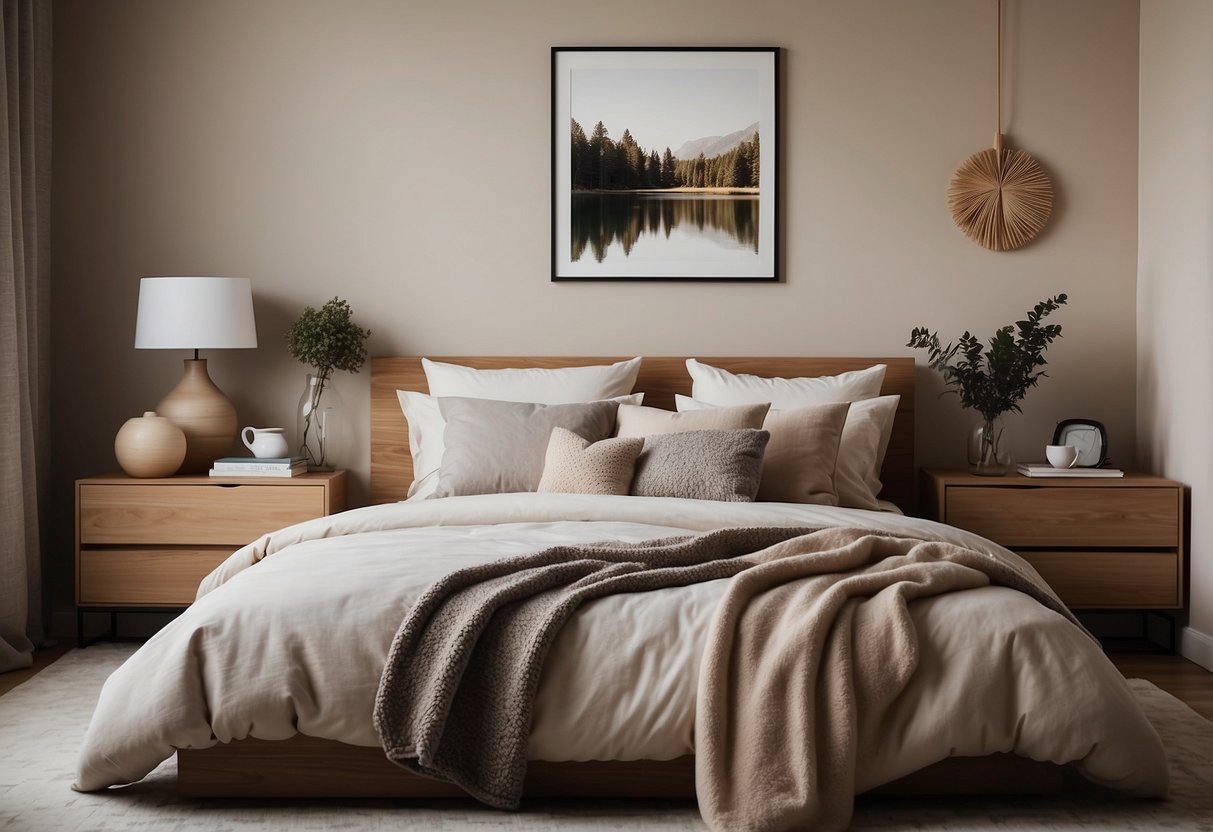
[115,411,187,478]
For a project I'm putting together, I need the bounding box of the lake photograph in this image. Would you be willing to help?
[552,49,778,281]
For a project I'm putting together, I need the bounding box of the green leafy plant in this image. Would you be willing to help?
[286,298,370,468]
[907,294,1067,471]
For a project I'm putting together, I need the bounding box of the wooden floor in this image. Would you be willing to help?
[2,644,1210,720]
[0,642,73,697]
[1109,652,1213,719]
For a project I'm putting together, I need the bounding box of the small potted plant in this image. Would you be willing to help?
[286,297,371,470]
[907,294,1067,475]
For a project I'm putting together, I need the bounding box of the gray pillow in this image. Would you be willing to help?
[433,397,620,498]
[630,429,770,502]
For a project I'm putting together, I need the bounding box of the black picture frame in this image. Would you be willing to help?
[1051,419,1109,468]
[551,47,780,282]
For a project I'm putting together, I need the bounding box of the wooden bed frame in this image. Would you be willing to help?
[177,355,1065,799]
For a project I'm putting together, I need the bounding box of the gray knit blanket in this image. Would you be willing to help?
[372,526,811,808]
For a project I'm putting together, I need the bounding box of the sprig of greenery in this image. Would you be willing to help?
[907,294,1067,422]
[286,297,370,381]
[286,298,370,469]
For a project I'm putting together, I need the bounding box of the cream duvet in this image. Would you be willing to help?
[75,493,1167,804]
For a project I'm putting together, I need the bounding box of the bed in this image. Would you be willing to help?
[75,356,1168,829]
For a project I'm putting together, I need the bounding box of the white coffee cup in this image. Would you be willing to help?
[1046,444,1079,469]
[242,426,290,459]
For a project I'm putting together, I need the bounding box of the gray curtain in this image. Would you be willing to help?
[0,0,50,673]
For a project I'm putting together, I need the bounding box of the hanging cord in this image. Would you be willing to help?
[995,0,1003,153]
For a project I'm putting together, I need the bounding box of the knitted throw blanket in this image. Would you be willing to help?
[373,525,1077,831]
[372,526,808,806]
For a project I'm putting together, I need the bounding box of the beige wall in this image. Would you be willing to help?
[1138,0,1213,665]
[50,1,1141,618]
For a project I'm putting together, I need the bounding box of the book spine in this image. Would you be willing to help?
[211,464,303,472]
[1017,470,1124,478]
[209,469,299,478]
[213,457,303,465]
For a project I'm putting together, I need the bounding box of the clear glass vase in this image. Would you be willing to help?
[297,373,344,471]
[968,415,1013,476]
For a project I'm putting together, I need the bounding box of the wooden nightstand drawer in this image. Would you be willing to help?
[921,469,1185,612]
[1020,551,1181,608]
[945,486,1178,548]
[76,472,347,643]
[79,548,233,605]
[80,483,326,545]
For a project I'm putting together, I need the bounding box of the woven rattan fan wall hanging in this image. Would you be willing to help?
[948,0,1053,251]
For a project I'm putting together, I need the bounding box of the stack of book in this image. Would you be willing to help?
[1016,463,1124,478]
[209,456,308,478]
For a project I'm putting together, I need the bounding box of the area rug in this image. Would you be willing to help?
[1,644,1209,831]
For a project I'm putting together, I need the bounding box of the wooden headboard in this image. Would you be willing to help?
[370,357,915,513]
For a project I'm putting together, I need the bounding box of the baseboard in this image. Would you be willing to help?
[1180,626,1213,671]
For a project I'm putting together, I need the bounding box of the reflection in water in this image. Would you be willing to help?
[571,193,760,264]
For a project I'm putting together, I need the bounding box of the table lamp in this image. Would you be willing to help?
[134,277,258,473]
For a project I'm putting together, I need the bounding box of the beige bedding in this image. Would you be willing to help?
[75,493,1167,811]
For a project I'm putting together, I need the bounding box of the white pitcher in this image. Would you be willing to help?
[241,426,290,459]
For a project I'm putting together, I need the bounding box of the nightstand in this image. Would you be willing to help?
[76,471,348,645]
[920,469,1185,611]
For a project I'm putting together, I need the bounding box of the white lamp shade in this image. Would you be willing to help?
[135,277,258,349]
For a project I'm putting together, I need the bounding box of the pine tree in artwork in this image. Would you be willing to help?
[661,147,676,188]
[606,141,625,190]
[588,121,609,189]
[571,119,590,189]
[729,145,751,189]
[750,131,760,185]
[624,130,648,189]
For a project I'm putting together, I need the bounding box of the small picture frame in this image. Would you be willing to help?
[1051,419,1108,468]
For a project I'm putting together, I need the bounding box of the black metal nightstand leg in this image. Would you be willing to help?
[77,609,85,648]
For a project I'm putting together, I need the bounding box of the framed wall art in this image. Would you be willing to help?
[552,47,779,282]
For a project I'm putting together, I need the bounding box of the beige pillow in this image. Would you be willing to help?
[752,403,850,505]
[630,429,770,502]
[676,394,899,510]
[537,428,643,496]
[833,396,900,510]
[615,402,769,439]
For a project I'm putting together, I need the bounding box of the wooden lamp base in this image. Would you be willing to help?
[156,358,237,473]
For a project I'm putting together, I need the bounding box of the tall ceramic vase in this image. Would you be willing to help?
[156,358,237,473]
[297,373,343,471]
[969,415,1012,476]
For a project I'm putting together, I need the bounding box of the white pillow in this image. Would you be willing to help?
[686,359,885,407]
[675,394,900,511]
[399,390,644,500]
[424,357,642,403]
